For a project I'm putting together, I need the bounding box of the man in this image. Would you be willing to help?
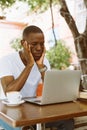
[0,25,74,130]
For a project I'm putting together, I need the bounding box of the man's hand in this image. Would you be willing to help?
[23,41,34,66]
[36,47,46,81]
[36,47,46,68]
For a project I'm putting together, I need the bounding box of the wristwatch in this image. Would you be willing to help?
[39,65,47,73]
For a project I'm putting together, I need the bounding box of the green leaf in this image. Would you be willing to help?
[46,40,71,70]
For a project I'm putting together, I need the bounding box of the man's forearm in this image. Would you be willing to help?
[5,64,34,92]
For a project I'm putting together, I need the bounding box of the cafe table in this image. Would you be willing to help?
[0,99,87,130]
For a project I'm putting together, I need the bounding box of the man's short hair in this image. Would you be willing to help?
[23,25,43,38]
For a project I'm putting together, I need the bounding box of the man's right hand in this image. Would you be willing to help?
[23,41,34,66]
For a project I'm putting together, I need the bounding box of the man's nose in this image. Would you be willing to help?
[36,44,41,50]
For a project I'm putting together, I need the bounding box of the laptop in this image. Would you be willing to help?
[25,70,81,105]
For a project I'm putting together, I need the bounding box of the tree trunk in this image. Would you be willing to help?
[59,0,87,90]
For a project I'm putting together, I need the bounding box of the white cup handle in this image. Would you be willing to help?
[18,94,22,100]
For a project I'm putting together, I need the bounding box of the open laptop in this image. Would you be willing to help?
[25,70,81,105]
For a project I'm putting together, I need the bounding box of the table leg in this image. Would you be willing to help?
[42,123,45,130]
[36,123,45,130]
[36,124,42,130]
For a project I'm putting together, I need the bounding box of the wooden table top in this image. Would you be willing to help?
[0,100,87,127]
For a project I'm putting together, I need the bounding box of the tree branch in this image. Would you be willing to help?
[59,0,79,39]
[59,0,87,90]
[84,0,87,35]
[50,0,57,46]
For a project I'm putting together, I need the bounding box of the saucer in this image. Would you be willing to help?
[2,100,25,107]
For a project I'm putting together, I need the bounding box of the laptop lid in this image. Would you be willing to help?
[25,70,81,105]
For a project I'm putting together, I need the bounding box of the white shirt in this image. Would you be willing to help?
[0,52,50,98]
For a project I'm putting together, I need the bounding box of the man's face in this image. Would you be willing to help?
[25,32,44,61]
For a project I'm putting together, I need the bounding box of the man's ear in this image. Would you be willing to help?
[21,40,25,47]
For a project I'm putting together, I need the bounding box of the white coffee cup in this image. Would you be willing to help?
[6,91,22,104]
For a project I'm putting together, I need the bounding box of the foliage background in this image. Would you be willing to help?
[0,0,58,12]
[10,38,22,51]
[46,40,72,70]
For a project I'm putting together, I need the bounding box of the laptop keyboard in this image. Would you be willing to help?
[24,96,42,103]
[31,96,42,102]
